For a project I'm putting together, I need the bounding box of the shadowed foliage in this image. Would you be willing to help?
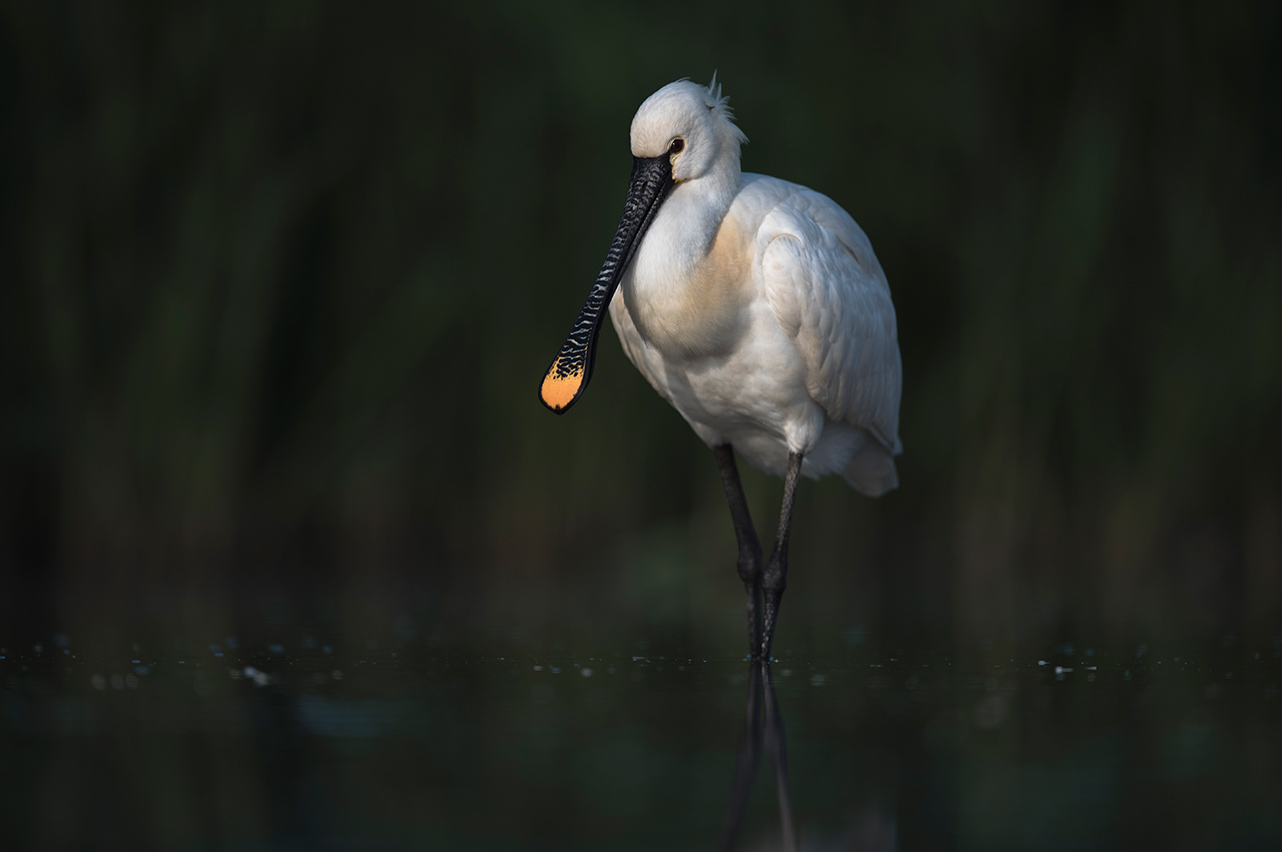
[1,1,1279,651]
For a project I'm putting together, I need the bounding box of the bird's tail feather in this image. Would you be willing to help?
[843,447,899,497]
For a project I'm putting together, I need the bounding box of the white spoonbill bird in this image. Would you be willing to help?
[540,77,902,659]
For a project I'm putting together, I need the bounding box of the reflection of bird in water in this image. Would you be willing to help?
[540,78,902,659]
[721,661,796,852]
[719,662,899,852]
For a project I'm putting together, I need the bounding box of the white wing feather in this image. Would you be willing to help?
[761,187,902,455]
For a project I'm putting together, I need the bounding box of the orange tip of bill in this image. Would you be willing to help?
[540,360,585,413]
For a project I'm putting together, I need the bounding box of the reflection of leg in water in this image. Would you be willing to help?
[720,662,763,851]
[719,661,797,852]
[763,663,797,852]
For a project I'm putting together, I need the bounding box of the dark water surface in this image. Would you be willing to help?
[3,613,1280,851]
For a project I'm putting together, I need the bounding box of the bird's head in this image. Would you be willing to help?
[538,76,747,415]
[629,77,748,183]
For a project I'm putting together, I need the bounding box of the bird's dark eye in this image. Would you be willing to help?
[669,138,685,154]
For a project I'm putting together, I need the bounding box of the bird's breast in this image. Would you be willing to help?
[622,211,757,360]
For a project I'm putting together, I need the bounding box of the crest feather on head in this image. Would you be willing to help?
[706,72,749,146]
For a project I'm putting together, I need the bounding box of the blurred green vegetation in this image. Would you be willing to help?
[0,2,1279,649]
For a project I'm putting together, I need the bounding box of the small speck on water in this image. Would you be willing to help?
[242,667,271,687]
[810,674,826,687]
[532,665,543,672]
[581,668,593,677]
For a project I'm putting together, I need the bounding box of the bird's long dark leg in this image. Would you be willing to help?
[760,452,803,660]
[714,445,764,656]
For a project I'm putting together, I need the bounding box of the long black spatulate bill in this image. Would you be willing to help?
[539,155,674,413]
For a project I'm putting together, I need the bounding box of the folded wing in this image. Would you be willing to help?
[761,187,903,473]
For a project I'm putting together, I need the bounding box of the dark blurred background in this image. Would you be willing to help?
[1,1,1279,655]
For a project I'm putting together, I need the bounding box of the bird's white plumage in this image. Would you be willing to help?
[609,79,902,495]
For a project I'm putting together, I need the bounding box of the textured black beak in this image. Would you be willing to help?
[539,155,674,414]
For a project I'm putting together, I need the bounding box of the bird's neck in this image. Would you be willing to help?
[640,160,741,279]
[621,160,749,358]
